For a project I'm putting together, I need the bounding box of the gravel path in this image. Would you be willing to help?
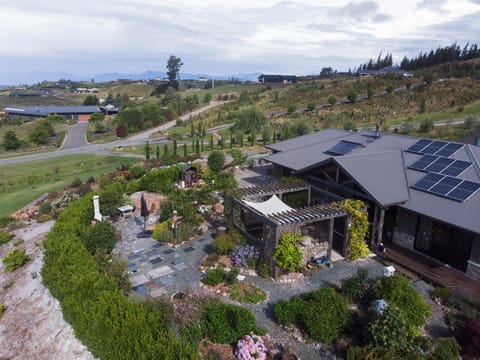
[237,258,385,360]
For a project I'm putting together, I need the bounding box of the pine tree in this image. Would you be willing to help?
[145,141,151,161]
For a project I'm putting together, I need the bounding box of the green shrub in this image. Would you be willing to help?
[13,238,24,247]
[431,286,451,302]
[82,221,116,255]
[432,337,461,360]
[225,268,239,286]
[41,195,198,359]
[368,305,418,352]
[2,248,30,272]
[207,151,224,173]
[346,346,403,360]
[70,178,83,188]
[273,297,306,325]
[229,283,267,304]
[213,234,236,255]
[342,268,368,301]
[373,273,432,327]
[274,230,303,272]
[301,287,350,344]
[0,303,6,317]
[38,202,52,215]
[201,302,265,344]
[0,230,13,245]
[129,165,146,179]
[202,267,226,286]
[180,322,203,350]
[152,220,172,241]
[0,215,12,228]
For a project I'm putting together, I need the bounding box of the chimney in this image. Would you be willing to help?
[93,195,103,222]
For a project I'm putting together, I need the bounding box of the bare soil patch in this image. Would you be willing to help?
[0,221,94,360]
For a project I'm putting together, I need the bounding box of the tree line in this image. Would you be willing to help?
[400,42,480,71]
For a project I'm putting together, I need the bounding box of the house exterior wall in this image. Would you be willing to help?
[393,230,415,249]
[78,114,90,122]
[467,235,480,281]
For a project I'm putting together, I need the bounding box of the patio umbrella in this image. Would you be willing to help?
[140,193,149,218]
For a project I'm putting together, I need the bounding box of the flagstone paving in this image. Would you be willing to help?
[114,216,214,297]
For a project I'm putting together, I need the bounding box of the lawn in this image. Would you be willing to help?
[0,154,140,215]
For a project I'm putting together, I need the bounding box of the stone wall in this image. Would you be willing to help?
[392,229,415,249]
[466,260,480,282]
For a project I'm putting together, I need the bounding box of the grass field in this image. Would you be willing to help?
[0,154,140,215]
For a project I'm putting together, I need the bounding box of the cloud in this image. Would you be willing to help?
[0,0,479,83]
[417,0,448,11]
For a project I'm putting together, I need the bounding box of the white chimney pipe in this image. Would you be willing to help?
[93,195,103,222]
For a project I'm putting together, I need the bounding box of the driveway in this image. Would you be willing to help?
[61,122,88,149]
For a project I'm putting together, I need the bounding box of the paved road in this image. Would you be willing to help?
[61,122,89,149]
[0,101,225,166]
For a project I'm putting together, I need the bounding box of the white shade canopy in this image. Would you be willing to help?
[243,195,292,216]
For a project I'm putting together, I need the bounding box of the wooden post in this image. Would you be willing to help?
[328,218,334,268]
[370,204,378,248]
[307,188,311,206]
[342,215,350,257]
[376,207,385,247]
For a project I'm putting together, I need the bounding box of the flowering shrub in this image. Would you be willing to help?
[231,245,259,268]
[234,334,268,360]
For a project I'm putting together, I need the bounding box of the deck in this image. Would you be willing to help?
[376,242,480,298]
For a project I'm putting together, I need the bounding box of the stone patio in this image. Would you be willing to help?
[114,216,213,297]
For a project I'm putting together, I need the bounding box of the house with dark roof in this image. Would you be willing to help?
[258,74,297,84]
[3,105,118,121]
[358,66,413,77]
[263,129,480,281]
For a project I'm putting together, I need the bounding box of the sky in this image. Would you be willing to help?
[1,0,479,84]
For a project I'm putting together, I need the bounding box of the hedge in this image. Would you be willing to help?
[41,195,198,359]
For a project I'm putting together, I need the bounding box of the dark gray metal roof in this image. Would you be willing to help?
[4,105,101,116]
[263,129,480,234]
[266,128,347,152]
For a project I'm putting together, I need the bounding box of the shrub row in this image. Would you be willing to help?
[41,195,198,359]
[274,287,350,344]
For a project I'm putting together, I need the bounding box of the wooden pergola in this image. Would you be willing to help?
[227,182,350,277]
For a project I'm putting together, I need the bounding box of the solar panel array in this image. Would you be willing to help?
[407,138,480,202]
[412,173,480,201]
[406,139,463,157]
[325,140,361,156]
[409,155,471,176]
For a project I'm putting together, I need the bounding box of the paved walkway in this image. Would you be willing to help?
[114,216,214,297]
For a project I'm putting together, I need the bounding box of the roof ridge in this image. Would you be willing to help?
[465,144,480,179]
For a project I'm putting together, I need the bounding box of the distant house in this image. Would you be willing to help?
[358,66,413,77]
[258,74,297,84]
[263,128,480,281]
[4,105,107,121]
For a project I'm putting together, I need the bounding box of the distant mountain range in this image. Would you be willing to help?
[2,71,264,86]
[93,71,262,82]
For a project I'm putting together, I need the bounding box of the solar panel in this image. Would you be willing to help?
[447,180,480,201]
[435,143,463,157]
[412,173,444,191]
[325,140,361,156]
[422,140,448,155]
[405,139,433,153]
[424,156,455,173]
[441,160,472,176]
[429,176,463,196]
[409,155,439,171]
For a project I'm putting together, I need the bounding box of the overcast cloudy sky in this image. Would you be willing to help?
[1,0,479,83]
